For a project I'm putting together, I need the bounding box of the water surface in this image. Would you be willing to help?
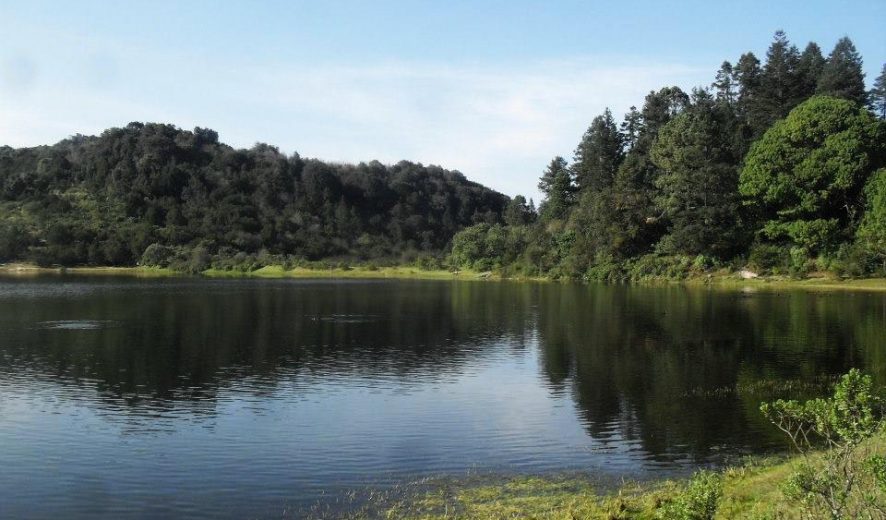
[0,277,883,518]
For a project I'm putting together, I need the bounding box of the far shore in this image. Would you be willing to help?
[1,262,885,292]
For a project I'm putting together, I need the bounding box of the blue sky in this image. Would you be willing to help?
[1,0,884,200]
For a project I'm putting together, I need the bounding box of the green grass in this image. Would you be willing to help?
[202,265,495,281]
[2,262,885,291]
[343,433,885,519]
[0,263,178,277]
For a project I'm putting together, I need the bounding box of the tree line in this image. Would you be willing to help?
[451,32,886,279]
[0,123,507,271]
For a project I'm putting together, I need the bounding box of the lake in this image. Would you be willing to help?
[0,277,883,519]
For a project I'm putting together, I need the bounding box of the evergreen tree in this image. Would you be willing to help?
[817,37,868,105]
[754,31,802,132]
[735,52,762,123]
[712,61,736,104]
[620,106,642,151]
[537,157,576,221]
[871,64,886,119]
[572,109,625,192]
[796,42,825,98]
[651,90,744,256]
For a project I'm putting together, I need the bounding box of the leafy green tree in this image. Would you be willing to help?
[817,37,868,106]
[740,96,886,253]
[503,195,535,226]
[0,123,509,267]
[856,169,886,270]
[651,91,743,256]
[572,109,624,192]
[538,156,576,222]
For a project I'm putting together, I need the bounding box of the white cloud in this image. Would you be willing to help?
[0,47,709,200]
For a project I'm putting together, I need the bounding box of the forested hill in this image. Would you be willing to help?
[450,32,886,280]
[0,123,508,269]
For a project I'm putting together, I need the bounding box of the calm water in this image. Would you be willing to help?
[0,277,884,519]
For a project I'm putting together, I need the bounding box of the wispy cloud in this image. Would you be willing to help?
[0,46,708,199]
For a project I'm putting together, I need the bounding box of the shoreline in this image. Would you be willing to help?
[1,263,885,291]
[341,431,885,519]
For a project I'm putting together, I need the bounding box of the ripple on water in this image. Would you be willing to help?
[35,320,119,331]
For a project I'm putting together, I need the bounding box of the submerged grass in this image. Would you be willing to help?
[310,433,885,519]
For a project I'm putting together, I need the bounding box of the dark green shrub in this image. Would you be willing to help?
[746,243,791,274]
[656,470,722,520]
[140,243,175,267]
[761,369,885,519]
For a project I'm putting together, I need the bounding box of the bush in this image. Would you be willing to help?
[760,369,885,519]
[746,243,791,274]
[140,243,175,267]
[656,470,722,520]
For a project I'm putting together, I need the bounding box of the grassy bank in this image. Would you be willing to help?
[0,263,178,277]
[2,262,886,290]
[348,432,884,519]
[202,265,495,281]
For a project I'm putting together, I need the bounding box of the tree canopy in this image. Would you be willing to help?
[0,123,508,267]
[739,96,885,252]
[450,31,886,280]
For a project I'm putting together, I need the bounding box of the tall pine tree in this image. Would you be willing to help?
[871,64,886,119]
[796,42,825,98]
[754,31,803,133]
[734,52,762,131]
[712,61,737,104]
[818,37,868,106]
[572,109,625,192]
[651,90,744,257]
[538,157,576,222]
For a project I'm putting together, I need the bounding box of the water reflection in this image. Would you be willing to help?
[0,277,883,518]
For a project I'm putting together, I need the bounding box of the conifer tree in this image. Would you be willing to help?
[871,64,886,119]
[537,157,576,221]
[734,52,762,128]
[712,61,736,104]
[572,109,625,192]
[818,37,868,106]
[796,42,825,98]
[755,31,802,130]
[620,106,642,151]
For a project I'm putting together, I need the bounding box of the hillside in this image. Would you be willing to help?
[0,123,508,269]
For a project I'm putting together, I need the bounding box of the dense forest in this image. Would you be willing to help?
[0,124,507,271]
[1,31,885,279]
[451,32,886,279]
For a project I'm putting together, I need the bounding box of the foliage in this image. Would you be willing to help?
[760,369,886,519]
[572,108,624,192]
[872,64,886,119]
[740,96,885,253]
[651,91,744,256]
[856,169,886,271]
[4,32,883,281]
[655,470,723,520]
[537,156,576,222]
[449,223,530,272]
[817,37,869,106]
[0,124,507,266]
